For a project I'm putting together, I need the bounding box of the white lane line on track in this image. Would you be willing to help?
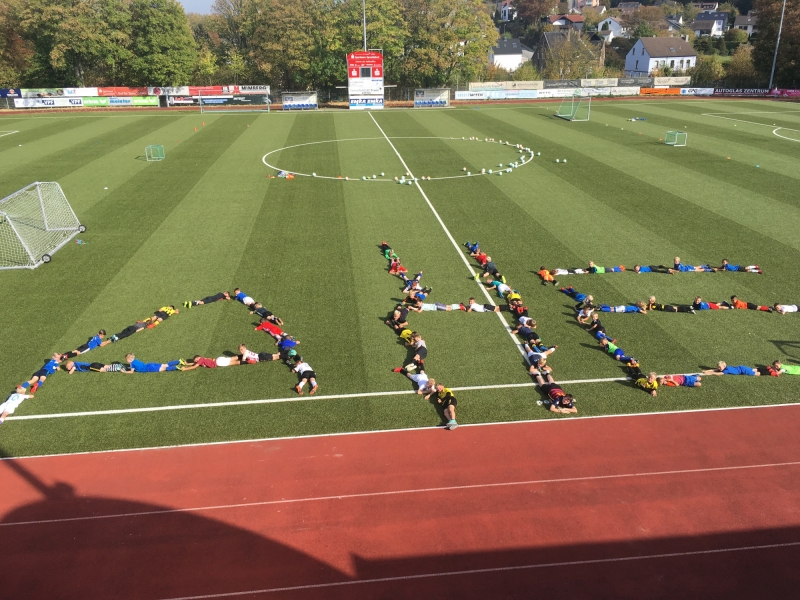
[4,401,799,461]
[366,112,525,357]
[4,459,799,528]
[158,541,800,599]
[5,377,635,421]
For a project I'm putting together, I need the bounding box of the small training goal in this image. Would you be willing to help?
[145,145,165,161]
[555,96,591,122]
[0,182,85,269]
[664,131,687,146]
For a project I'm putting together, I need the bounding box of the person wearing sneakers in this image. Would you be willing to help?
[534,372,577,414]
[292,356,318,395]
[237,344,280,364]
[466,298,500,313]
[122,353,182,373]
[250,303,284,325]
[61,330,111,359]
[392,366,436,395]
[524,343,557,376]
[406,298,463,312]
[481,258,503,281]
[146,305,179,328]
[255,318,286,341]
[184,291,231,308]
[405,332,428,371]
[17,353,63,394]
[0,390,35,424]
[424,383,459,429]
[109,319,149,342]
[713,259,761,274]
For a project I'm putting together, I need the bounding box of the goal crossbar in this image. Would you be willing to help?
[555,96,591,122]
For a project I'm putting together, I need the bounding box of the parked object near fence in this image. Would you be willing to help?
[414,89,450,108]
[665,131,687,147]
[282,92,319,110]
[0,182,85,270]
[145,145,165,162]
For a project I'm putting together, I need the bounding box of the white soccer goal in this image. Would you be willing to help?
[0,182,85,270]
[555,95,591,122]
[664,131,687,146]
[145,145,165,161]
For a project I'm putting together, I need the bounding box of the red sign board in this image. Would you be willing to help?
[347,52,383,79]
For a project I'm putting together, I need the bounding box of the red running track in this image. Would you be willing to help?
[2,405,800,599]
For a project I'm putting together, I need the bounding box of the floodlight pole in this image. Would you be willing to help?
[362,0,367,51]
[768,0,787,91]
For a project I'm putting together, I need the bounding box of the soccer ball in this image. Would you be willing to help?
[556,159,560,163]
[312,173,316,177]
[563,159,567,163]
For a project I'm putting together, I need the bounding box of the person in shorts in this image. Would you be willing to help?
[466,298,499,312]
[184,291,231,308]
[702,361,760,376]
[61,330,110,359]
[534,372,577,414]
[1,390,35,424]
[146,305,179,328]
[123,353,181,373]
[17,354,62,393]
[712,259,761,274]
[658,374,702,387]
[424,383,459,429]
[292,356,318,395]
[233,288,256,307]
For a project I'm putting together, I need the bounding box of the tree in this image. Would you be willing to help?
[752,0,800,88]
[725,27,749,42]
[0,0,31,87]
[126,0,197,85]
[19,0,133,86]
[718,2,739,24]
[582,7,603,29]
[511,61,542,80]
[725,43,759,84]
[541,31,603,79]
[195,46,218,84]
[716,35,728,55]
[337,0,407,83]
[690,54,725,84]
[633,21,657,38]
[516,0,558,24]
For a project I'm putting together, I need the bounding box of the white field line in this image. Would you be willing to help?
[367,112,525,357]
[4,459,799,528]
[0,130,19,137]
[703,110,800,116]
[159,541,800,599]
[4,401,800,461]
[6,377,636,422]
[702,112,800,143]
[773,128,800,143]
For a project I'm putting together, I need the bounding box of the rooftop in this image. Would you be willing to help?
[637,37,697,58]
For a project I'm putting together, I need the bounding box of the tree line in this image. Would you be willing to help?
[0,0,498,90]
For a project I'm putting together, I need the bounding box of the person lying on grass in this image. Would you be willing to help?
[180,355,244,370]
[627,362,659,397]
[61,330,111,359]
[392,366,436,395]
[65,360,131,374]
[0,389,34,424]
[466,297,500,313]
[633,264,671,274]
[773,303,799,315]
[507,297,529,321]
[599,338,633,362]
[184,291,231,308]
[599,301,648,314]
[647,296,695,313]
[406,298,464,312]
[404,332,427,372]
[658,374,703,388]
[701,361,760,376]
[237,344,280,364]
[292,356,318,395]
[693,296,729,311]
[109,319,149,343]
[588,261,625,273]
[485,277,512,298]
[424,383,459,429]
[17,353,62,394]
[534,372,577,414]
[146,305,179,329]
[123,353,181,373]
[481,258,504,282]
[722,295,772,312]
[524,343,557,377]
[250,302,284,325]
[255,318,286,341]
[386,305,410,331]
[712,259,761,274]
[512,319,542,346]
[672,257,713,273]
[775,360,800,375]
[586,313,607,338]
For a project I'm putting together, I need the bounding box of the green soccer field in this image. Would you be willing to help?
[2,98,800,458]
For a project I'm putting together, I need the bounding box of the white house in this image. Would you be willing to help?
[490,38,534,71]
[625,37,697,76]
[688,11,728,36]
[598,16,627,38]
[496,0,517,22]
[734,12,759,36]
[547,14,585,31]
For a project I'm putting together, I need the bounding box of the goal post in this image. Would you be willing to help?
[0,182,85,270]
[664,131,687,146]
[555,95,591,121]
[145,145,165,161]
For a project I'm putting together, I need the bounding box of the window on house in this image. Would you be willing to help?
[670,60,675,68]
[636,60,639,69]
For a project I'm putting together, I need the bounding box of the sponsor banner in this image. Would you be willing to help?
[414,88,450,107]
[149,86,190,96]
[537,88,580,98]
[0,88,21,98]
[132,96,158,106]
[21,88,65,97]
[774,89,800,98]
[455,91,488,100]
[63,87,99,97]
[640,87,682,95]
[577,87,611,97]
[168,96,197,105]
[618,77,654,87]
[581,78,618,87]
[194,94,270,107]
[282,91,319,109]
[500,89,538,99]
[238,85,270,95]
[680,88,714,96]
[468,81,504,91]
[191,85,236,95]
[15,97,84,108]
[714,88,771,96]
[97,87,149,97]
[544,79,581,89]
[348,79,383,95]
[654,76,691,86]
[503,80,544,90]
[609,86,640,96]
[82,97,110,107]
[347,51,384,79]
[349,95,384,110]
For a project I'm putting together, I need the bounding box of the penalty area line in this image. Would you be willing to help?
[366,112,525,357]
[6,377,632,422]
[160,541,800,598]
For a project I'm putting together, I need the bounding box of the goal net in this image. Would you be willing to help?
[555,96,590,121]
[145,145,165,161]
[664,131,687,146]
[0,182,85,270]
